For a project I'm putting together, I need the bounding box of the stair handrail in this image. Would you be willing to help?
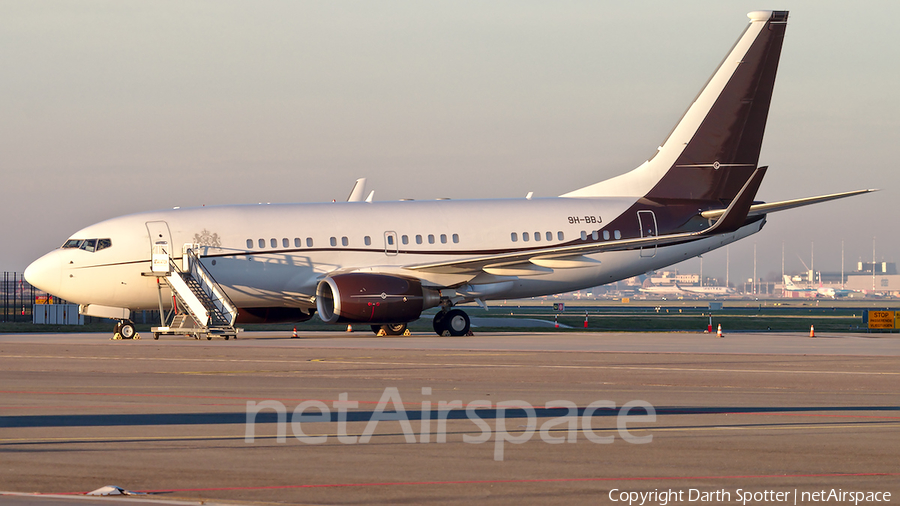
[184,247,238,326]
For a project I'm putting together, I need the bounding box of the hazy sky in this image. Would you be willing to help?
[2,1,897,284]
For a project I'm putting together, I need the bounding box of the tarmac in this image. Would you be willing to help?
[1,330,898,505]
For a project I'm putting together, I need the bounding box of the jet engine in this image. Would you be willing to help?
[316,273,441,324]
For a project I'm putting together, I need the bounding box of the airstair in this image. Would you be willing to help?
[147,243,240,340]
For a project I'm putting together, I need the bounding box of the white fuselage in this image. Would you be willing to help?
[26,197,763,314]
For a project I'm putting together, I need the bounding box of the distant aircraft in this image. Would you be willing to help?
[639,283,686,296]
[680,285,736,297]
[25,11,875,339]
[782,276,818,297]
[816,284,853,299]
[640,281,733,298]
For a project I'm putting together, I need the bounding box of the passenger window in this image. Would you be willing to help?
[364,236,371,246]
[294,238,301,247]
[452,234,459,243]
[96,239,112,251]
[342,237,348,247]
[330,237,337,247]
[428,234,435,244]
[558,231,564,241]
[511,232,518,242]
[546,232,552,241]
[306,237,313,247]
[614,230,621,239]
[534,232,540,242]
[603,231,610,240]
[282,238,289,248]
[440,234,447,244]
[591,231,598,241]
[416,235,423,245]
[387,235,394,246]
[259,239,265,248]
[523,232,530,242]
[270,238,277,248]
[247,239,253,249]
[401,235,409,245]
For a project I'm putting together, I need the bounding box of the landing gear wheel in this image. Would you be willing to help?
[119,321,136,340]
[153,333,159,340]
[383,323,407,336]
[372,324,407,336]
[206,334,212,340]
[445,309,470,336]
[432,312,447,336]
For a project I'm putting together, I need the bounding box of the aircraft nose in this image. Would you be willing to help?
[24,251,62,296]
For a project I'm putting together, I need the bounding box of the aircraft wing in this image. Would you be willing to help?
[407,168,766,275]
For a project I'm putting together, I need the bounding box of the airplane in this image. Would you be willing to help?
[638,282,686,297]
[680,285,735,297]
[639,281,733,298]
[25,11,876,339]
[782,275,818,297]
[816,283,853,299]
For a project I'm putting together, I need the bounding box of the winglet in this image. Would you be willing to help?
[347,178,368,202]
[702,166,767,235]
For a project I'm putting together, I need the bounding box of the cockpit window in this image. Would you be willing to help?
[61,238,112,252]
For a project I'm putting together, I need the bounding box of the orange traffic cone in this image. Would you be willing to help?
[583,312,589,329]
[554,315,559,329]
[716,324,723,338]
[809,325,815,338]
[346,324,353,332]
[292,326,298,338]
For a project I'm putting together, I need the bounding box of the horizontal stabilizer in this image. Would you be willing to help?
[701,188,878,219]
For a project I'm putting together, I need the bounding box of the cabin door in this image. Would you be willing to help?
[146,221,173,270]
[637,211,658,258]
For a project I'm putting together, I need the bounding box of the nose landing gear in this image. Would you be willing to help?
[112,320,139,340]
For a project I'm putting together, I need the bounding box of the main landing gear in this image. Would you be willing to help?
[370,323,408,336]
[433,308,470,336]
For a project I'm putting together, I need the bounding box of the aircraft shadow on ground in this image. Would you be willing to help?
[2,406,898,429]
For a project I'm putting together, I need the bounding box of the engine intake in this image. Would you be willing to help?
[316,273,441,324]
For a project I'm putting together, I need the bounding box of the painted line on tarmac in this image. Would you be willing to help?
[44,471,900,495]
[4,352,899,375]
[284,358,900,376]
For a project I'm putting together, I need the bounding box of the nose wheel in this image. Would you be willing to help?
[433,309,470,336]
[112,320,138,340]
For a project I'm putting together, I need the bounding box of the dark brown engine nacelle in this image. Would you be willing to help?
[316,273,440,324]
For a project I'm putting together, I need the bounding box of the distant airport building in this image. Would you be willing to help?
[856,262,897,275]
[648,271,700,285]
